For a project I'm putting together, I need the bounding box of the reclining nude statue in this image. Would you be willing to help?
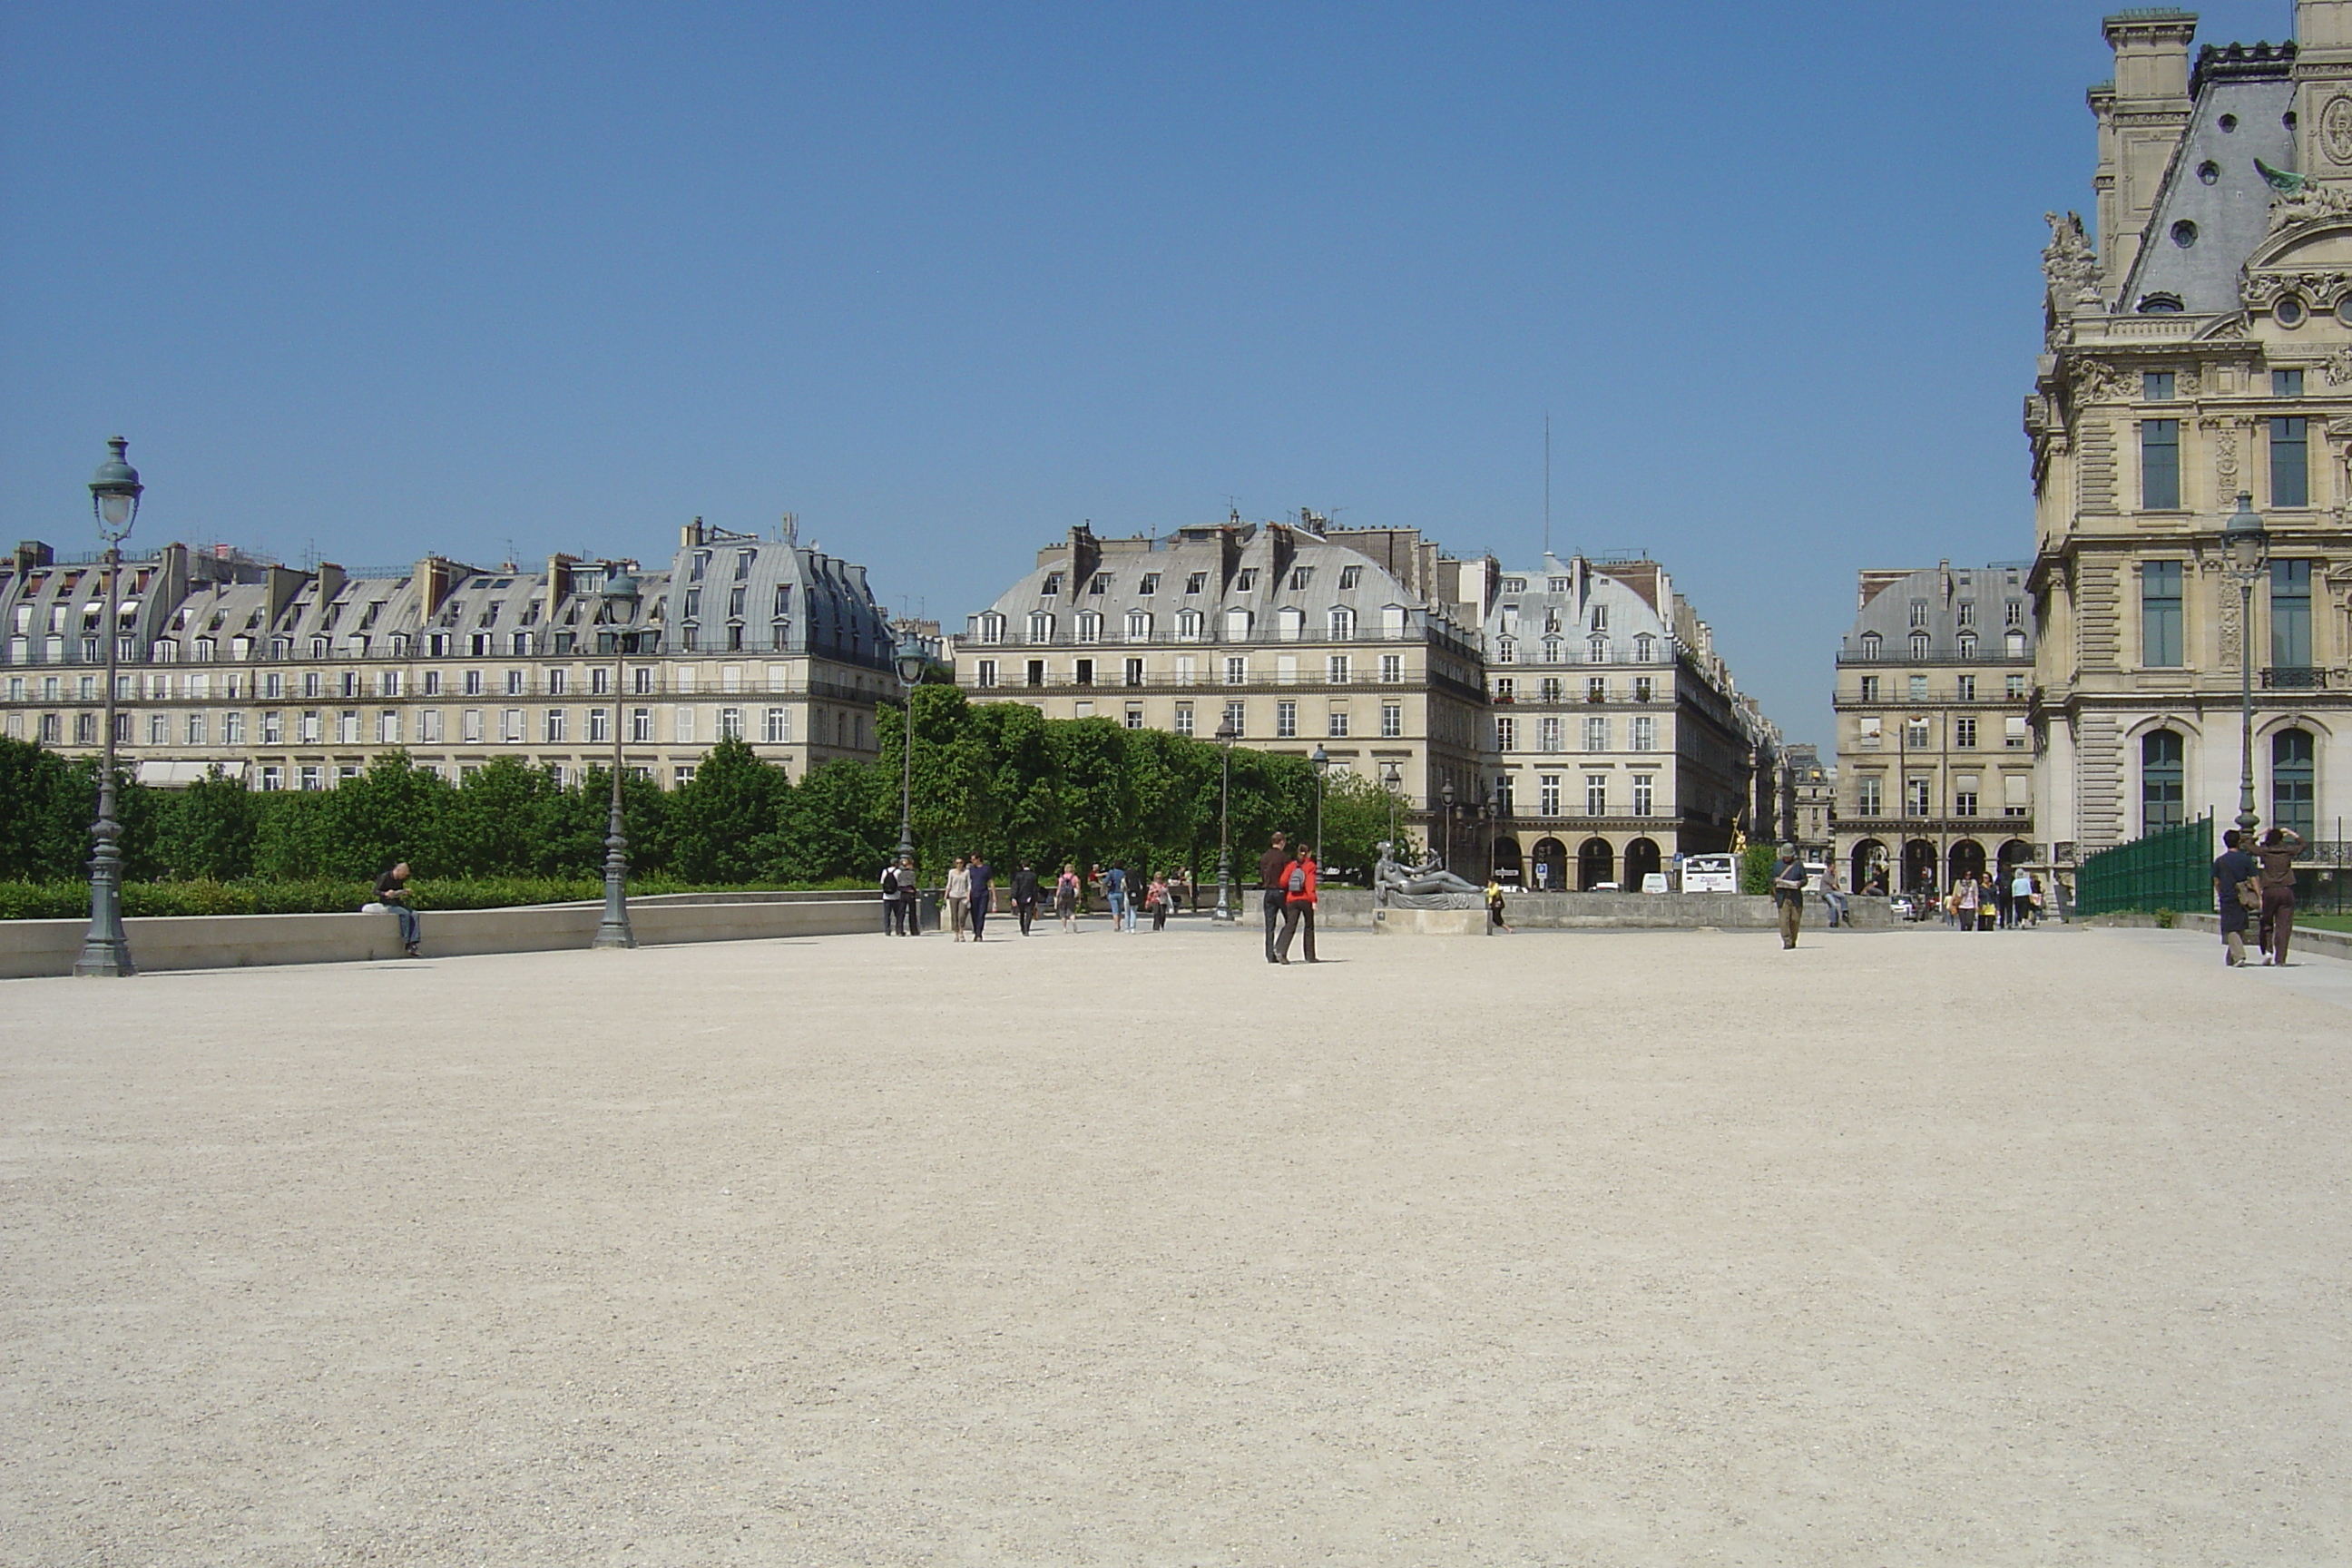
[1373,842,1485,908]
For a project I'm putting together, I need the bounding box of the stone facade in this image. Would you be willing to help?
[1833,563,2039,895]
[0,519,898,788]
[2028,5,2352,871]
[1478,554,1758,890]
[953,524,1775,886]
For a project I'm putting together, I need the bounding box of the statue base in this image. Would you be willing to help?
[1372,906,1489,936]
[1379,891,1485,911]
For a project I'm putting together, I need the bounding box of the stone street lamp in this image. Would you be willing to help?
[2221,490,2270,838]
[1212,716,1239,922]
[1309,742,1330,868]
[592,567,640,950]
[894,630,927,869]
[74,437,142,978]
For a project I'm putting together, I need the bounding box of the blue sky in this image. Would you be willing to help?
[0,1,2297,746]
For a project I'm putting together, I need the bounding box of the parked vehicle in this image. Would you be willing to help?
[1681,853,1737,893]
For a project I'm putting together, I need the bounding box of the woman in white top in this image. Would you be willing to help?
[946,857,971,941]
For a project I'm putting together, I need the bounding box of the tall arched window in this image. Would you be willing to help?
[2272,728,2316,838]
[2141,729,2186,831]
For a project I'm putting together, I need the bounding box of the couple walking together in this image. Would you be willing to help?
[1257,831,1319,965]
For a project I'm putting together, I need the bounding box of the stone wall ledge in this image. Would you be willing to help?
[0,894,886,980]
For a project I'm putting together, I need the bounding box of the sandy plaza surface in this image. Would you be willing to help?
[3,916,2348,1566]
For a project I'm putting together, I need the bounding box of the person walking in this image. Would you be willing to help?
[1770,842,1807,950]
[2009,865,2034,929]
[896,854,922,936]
[1484,877,1513,933]
[2212,828,2261,966]
[1274,844,1319,964]
[1056,864,1081,931]
[967,853,993,941]
[376,861,422,957]
[1012,860,1041,936]
[1257,832,1289,965]
[1103,863,1129,932]
[1956,874,1982,932]
[1122,863,1141,931]
[879,859,903,935]
[1148,873,1171,932]
[946,856,971,941]
[2256,826,2306,965]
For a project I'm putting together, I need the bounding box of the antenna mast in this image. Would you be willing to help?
[1544,411,1553,559]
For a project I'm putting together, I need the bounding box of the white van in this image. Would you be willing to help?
[1681,853,1737,893]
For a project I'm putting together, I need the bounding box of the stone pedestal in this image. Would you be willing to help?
[1371,906,1489,936]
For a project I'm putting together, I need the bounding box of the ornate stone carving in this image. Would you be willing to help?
[2266,182,2352,231]
[2178,368,2201,397]
[2326,94,2352,163]
[2242,268,2352,307]
[2219,583,2241,666]
[2068,358,2134,404]
[2042,211,2100,307]
[2204,418,2240,501]
[2326,348,2352,387]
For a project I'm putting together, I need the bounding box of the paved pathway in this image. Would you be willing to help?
[4,921,2347,1565]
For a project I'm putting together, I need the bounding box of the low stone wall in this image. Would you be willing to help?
[1310,888,1895,931]
[2103,908,2352,962]
[0,893,885,980]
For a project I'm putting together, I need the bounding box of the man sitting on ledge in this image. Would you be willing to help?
[375,862,421,958]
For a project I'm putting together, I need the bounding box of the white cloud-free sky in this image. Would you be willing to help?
[0,2,2296,745]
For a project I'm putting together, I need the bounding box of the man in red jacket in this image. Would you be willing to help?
[1274,846,1318,964]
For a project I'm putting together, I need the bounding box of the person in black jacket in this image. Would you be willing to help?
[1257,833,1289,964]
[1011,861,1041,936]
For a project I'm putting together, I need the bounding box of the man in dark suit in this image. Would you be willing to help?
[1257,832,1289,965]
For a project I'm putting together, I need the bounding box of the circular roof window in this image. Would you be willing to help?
[2137,293,2184,314]
[2172,220,2199,247]
[2199,161,2220,184]
[2278,295,2308,327]
[2220,113,2239,132]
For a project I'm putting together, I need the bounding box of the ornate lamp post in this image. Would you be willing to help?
[592,568,640,949]
[2221,491,2271,838]
[1440,779,1455,870]
[1212,716,1239,922]
[1381,759,1403,856]
[74,438,142,978]
[1309,742,1330,868]
[894,630,927,868]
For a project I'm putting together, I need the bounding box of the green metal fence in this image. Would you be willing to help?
[2074,813,2213,916]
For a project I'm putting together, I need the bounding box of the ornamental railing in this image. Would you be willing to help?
[2073,812,2213,916]
[2261,666,2329,690]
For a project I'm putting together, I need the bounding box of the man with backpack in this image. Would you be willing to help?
[1274,844,1318,964]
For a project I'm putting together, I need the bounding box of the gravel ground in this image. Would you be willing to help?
[3,919,2348,1566]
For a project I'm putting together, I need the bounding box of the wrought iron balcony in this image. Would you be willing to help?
[2261,666,2328,691]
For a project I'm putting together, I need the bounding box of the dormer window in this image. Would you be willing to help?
[1139,573,1160,595]
[1289,567,1311,591]
[1589,604,1607,632]
[2137,292,2184,315]
[1090,573,1112,595]
[1041,573,1063,597]
[1235,569,1259,592]
[1184,572,1207,594]
[735,551,753,580]
[1338,565,1362,590]
[1502,577,1526,593]
[690,552,710,582]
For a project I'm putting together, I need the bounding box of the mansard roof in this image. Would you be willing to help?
[1843,563,2034,657]
[2118,64,2294,317]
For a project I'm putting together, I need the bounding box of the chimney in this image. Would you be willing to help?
[2099,10,2198,291]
